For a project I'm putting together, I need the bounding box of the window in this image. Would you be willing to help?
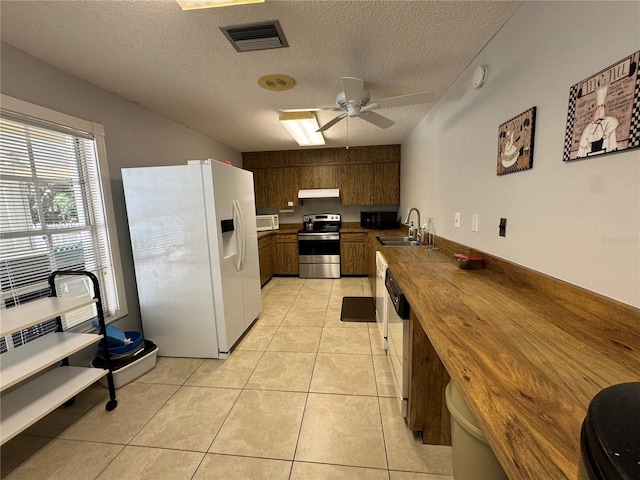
[0,95,126,352]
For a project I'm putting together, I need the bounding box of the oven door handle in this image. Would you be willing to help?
[298,234,340,241]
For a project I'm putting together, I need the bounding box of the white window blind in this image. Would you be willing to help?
[0,97,126,353]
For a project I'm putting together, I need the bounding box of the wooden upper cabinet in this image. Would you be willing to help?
[242,152,265,169]
[243,145,400,168]
[273,167,299,207]
[376,144,401,163]
[298,165,337,189]
[374,161,400,204]
[252,167,299,208]
[244,145,400,207]
[337,164,374,205]
[251,168,270,208]
[346,146,373,164]
[347,144,400,164]
[271,150,302,167]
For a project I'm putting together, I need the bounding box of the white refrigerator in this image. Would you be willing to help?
[121,159,262,358]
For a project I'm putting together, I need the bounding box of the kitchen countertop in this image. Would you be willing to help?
[256,224,640,476]
[257,225,298,238]
[257,222,391,237]
[378,246,640,480]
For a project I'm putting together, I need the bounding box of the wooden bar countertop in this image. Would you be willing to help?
[379,245,640,480]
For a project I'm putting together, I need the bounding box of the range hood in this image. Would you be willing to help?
[297,188,340,199]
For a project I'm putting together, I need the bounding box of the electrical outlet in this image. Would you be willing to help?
[454,212,460,228]
[472,213,479,232]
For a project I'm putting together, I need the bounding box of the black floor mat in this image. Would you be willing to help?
[340,297,376,323]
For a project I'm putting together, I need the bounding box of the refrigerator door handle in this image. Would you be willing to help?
[236,199,247,270]
[233,199,246,271]
[232,199,242,271]
[239,200,247,270]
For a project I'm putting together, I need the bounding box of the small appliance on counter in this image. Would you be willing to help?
[360,211,399,229]
[256,214,279,231]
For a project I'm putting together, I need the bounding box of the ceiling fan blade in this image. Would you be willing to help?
[342,77,365,104]
[366,91,435,110]
[360,111,395,129]
[316,112,348,132]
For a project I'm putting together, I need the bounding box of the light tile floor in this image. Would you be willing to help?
[1,277,453,480]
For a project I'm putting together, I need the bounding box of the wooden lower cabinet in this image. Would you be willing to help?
[274,233,299,275]
[365,231,378,294]
[408,310,451,445]
[258,235,274,286]
[340,233,365,275]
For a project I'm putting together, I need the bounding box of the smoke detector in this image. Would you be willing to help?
[473,65,488,89]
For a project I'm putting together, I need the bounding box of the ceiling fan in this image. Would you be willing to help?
[282,77,435,132]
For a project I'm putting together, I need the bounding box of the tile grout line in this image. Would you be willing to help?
[13,278,405,480]
[244,277,311,480]
[289,278,328,479]
[196,341,270,473]
[66,381,185,480]
[101,361,211,479]
[376,395,392,478]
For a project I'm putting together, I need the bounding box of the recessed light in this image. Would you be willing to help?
[258,75,296,91]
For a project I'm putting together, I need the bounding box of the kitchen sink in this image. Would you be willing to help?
[376,236,419,246]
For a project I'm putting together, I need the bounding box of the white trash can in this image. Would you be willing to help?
[445,382,508,480]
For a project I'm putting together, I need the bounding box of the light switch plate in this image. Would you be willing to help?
[454,212,460,228]
[472,213,479,232]
[499,218,507,237]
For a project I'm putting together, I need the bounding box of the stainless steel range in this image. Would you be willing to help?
[298,213,341,279]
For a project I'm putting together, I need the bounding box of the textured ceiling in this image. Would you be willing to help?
[0,1,521,152]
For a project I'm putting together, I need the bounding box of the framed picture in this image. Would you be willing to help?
[497,107,536,175]
[563,50,640,162]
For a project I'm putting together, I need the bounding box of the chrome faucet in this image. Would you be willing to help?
[404,208,421,241]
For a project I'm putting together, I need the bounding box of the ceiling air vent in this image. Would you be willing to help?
[220,20,288,52]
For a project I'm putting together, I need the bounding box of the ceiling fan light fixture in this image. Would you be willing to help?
[176,0,264,10]
[279,112,325,146]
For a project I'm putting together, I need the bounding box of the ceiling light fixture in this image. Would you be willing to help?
[279,112,325,147]
[176,0,264,10]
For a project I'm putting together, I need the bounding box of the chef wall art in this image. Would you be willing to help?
[497,107,536,175]
[563,50,640,162]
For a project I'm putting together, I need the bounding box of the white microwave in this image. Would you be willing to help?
[256,214,279,231]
